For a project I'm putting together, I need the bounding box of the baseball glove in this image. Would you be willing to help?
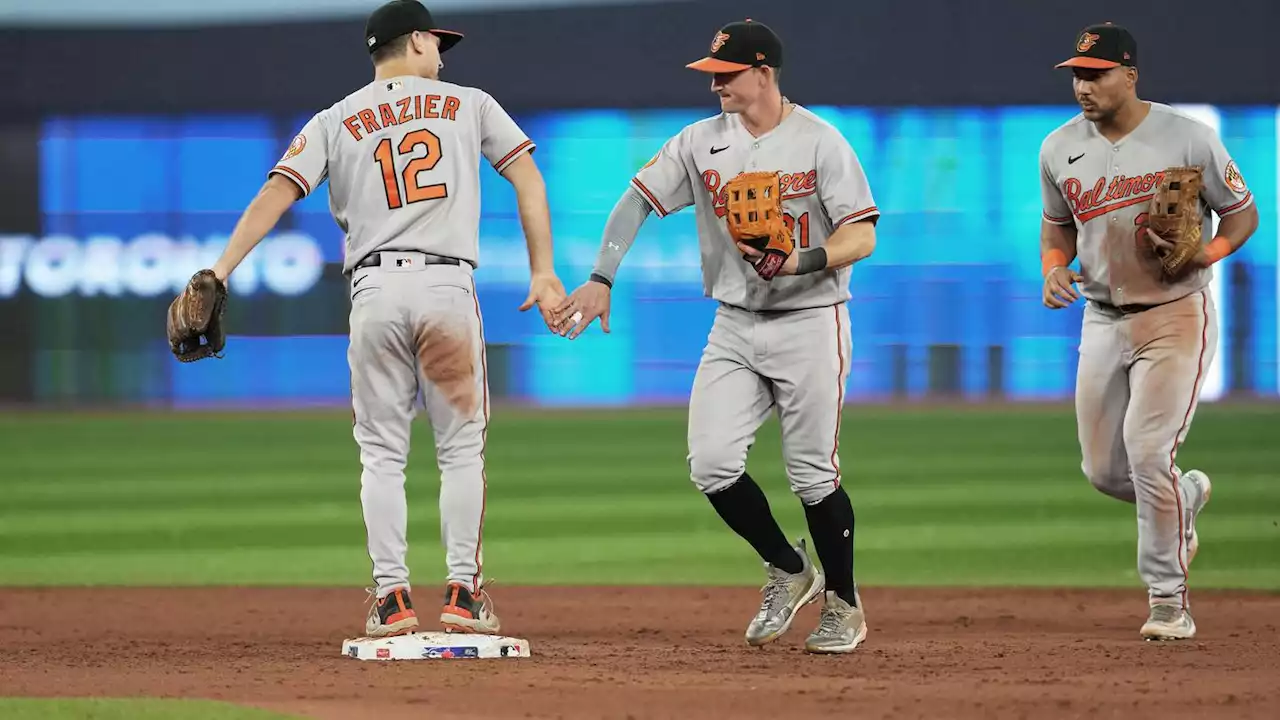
[724,170,793,280]
[1146,166,1205,276]
[166,269,228,362]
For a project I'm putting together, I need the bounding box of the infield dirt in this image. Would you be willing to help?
[2,586,1278,719]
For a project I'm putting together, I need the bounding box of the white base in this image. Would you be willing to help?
[341,631,532,661]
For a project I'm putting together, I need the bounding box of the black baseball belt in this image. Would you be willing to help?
[1090,299,1163,315]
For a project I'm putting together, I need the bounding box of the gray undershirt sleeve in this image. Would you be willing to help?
[590,185,653,284]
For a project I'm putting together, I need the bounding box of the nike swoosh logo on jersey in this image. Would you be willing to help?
[1068,153,1085,164]
[710,145,729,154]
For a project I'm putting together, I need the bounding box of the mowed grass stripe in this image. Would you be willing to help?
[6,509,1273,557]
[0,699,302,720]
[4,472,1274,550]
[0,478,1134,534]
[3,536,1275,589]
[4,478,1273,538]
[4,479,1273,576]
[6,468,1276,513]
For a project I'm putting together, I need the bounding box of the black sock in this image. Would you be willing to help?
[804,485,858,606]
[706,473,803,574]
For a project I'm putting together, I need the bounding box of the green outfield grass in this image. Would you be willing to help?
[0,699,298,719]
[1,404,1277,589]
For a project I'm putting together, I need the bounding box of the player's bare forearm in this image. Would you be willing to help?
[1192,204,1259,268]
[820,220,876,270]
[1040,220,1082,309]
[1215,205,1259,253]
[501,153,555,277]
[1040,219,1078,270]
[211,174,300,282]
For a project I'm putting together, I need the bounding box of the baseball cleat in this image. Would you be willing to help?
[364,586,419,638]
[744,539,824,647]
[1140,604,1196,641]
[804,590,868,654]
[440,582,502,634]
[1182,470,1212,565]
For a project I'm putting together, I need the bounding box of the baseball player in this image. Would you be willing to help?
[204,0,567,637]
[552,19,878,654]
[1040,23,1258,640]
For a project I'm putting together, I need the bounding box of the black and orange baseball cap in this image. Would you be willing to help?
[686,19,783,73]
[1055,22,1137,70]
[365,0,464,55]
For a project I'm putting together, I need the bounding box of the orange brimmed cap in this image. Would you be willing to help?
[1055,22,1137,70]
[687,19,782,73]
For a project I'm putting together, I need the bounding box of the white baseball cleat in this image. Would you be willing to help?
[804,590,868,654]
[744,539,824,647]
[1141,604,1196,641]
[1182,470,1212,565]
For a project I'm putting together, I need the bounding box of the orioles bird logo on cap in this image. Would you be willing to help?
[1077,32,1100,52]
[711,32,729,53]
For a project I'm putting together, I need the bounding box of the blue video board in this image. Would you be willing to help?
[6,104,1275,405]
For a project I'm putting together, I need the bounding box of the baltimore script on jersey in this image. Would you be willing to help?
[1062,170,1171,222]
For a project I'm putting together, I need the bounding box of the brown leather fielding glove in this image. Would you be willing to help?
[167,269,228,362]
[724,171,793,280]
[1147,166,1205,276]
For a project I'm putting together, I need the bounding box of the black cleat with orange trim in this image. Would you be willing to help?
[365,587,420,638]
[440,582,502,634]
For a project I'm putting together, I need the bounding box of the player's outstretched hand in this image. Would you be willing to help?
[552,280,611,340]
[1043,266,1083,309]
[519,271,568,332]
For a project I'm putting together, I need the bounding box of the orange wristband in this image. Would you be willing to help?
[1204,236,1232,264]
[1041,249,1068,278]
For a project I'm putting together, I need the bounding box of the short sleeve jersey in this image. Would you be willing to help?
[1039,102,1254,306]
[270,75,535,273]
[631,105,879,311]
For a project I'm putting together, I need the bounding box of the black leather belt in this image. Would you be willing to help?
[1092,300,1161,315]
[353,250,461,270]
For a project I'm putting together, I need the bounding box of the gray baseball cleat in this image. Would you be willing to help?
[804,590,868,654]
[1141,604,1196,641]
[744,539,824,647]
[1181,470,1212,565]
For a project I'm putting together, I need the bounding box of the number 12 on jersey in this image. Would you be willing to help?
[374,129,448,209]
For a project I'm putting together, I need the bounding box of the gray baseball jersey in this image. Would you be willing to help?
[633,105,876,512]
[271,75,534,272]
[1040,102,1252,612]
[272,75,535,604]
[632,105,879,312]
[1039,102,1253,307]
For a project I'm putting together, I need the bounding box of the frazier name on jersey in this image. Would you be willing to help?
[343,94,462,142]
